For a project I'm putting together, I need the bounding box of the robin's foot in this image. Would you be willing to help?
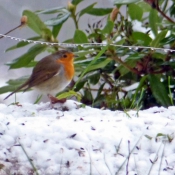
[47,94,66,104]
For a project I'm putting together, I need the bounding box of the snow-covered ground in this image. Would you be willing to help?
[0,100,175,175]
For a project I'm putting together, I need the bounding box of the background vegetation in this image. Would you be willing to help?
[1,0,175,110]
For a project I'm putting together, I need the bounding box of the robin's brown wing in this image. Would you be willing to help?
[4,58,61,100]
[4,54,62,100]
[24,56,61,90]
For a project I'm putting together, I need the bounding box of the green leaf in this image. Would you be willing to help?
[118,60,137,76]
[0,76,28,95]
[132,32,152,46]
[79,3,96,17]
[0,85,19,95]
[7,76,29,85]
[6,44,47,69]
[75,57,111,73]
[137,1,151,12]
[128,4,143,21]
[5,36,41,52]
[44,9,70,26]
[94,94,107,108]
[115,39,125,45]
[170,3,175,17]
[25,61,38,68]
[6,53,34,69]
[160,34,175,45]
[72,0,83,5]
[126,53,145,60]
[102,20,114,34]
[155,133,174,142]
[113,0,140,5]
[149,9,159,36]
[52,23,63,38]
[74,45,108,88]
[150,30,168,47]
[23,10,51,36]
[149,74,171,107]
[34,94,42,104]
[131,75,147,106]
[167,134,174,143]
[57,90,82,101]
[75,60,92,70]
[145,135,152,140]
[86,58,111,72]
[152,52,166,60]
[156,133,166,137]
[95,83,105,102]
[89,73,100,85]
[134,76,147,94]
[74,79,87,91]
[84,8,112,16]
[62,38,74,43]
[74,29,88,43]
[36,6,64,14]
[84,88,93,102]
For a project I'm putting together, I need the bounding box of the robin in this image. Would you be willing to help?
[4,50,74,103]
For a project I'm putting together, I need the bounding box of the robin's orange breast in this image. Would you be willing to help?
[57,55,74,80]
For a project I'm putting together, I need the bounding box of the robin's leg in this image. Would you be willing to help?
[47,94,66,104]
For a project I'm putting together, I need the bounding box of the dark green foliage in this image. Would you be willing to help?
[1,0,175,110]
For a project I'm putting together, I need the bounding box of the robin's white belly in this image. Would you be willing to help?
[35,74,71,95]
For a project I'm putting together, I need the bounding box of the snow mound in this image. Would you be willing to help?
[0,100,175,175]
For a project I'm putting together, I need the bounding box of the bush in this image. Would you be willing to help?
[1,0,175,110]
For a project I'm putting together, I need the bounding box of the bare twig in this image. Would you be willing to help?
[156,4,175,24]
[0,24,22,39]
[115,134,143,175]
[0,16,27,39]
[145,0,175,23]
[126,141,131,175]
[114,139,123,156]
[147,142,162,175]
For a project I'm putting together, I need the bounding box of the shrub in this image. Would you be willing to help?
[1,0,175,110]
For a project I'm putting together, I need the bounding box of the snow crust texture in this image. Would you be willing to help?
[0,100,175,175]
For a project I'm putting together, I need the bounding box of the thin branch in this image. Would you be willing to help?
[112,55,140,75]
[155,0,175,24]
[115,134,143,175]
[0,15,27,39]
[157,6,175,23]
[0,24,23,39]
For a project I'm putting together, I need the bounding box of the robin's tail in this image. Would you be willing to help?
[4,82,29,100]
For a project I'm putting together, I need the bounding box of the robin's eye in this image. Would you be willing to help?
[63,54,67,58]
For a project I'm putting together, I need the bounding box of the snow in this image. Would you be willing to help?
[0,100,175,175]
